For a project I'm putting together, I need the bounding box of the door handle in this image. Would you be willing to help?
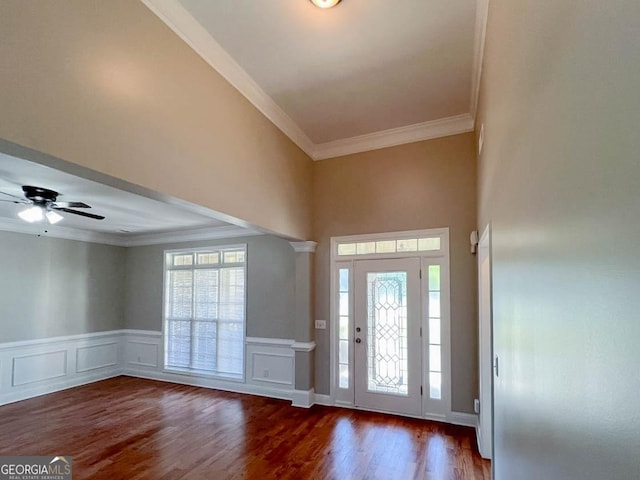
[355,338,362,344]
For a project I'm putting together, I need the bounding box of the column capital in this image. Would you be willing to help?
[289,241,318,253]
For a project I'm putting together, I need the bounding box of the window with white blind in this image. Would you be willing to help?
[163,245,246,380]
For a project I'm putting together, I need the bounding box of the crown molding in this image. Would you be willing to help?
[312,114,474,160]
[470,0,490,117]
[0,218,261,247]
[141,0,316,156]
[142,0,480,161]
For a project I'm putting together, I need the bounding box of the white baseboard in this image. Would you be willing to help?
[0,371,121,407]
[449,411,478,428]
[303,396,479,428]
[314,393,333,406]
[121,368,293,403]
[291,388,314,408]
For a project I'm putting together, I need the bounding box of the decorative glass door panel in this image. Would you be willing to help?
[366,272,409,395]
[354,258,421,416]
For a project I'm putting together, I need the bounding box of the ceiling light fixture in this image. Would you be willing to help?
[310,0,341,8]
[18,206,44,223]
[45,210,64,225]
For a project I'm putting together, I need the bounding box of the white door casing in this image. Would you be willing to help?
[478,224,493,459]
[329,228,451,421]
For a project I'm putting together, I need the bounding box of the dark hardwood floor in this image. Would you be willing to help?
[0,377,490,479]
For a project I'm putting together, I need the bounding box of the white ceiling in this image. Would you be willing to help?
[145,0,482,158]
[0,152,242,241]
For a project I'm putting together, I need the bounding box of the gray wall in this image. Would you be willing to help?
[124,235,296,339]
[478,0,640,478]
[0,231,125,342]
[0,230,296,343]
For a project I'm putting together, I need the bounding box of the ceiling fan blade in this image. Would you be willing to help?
[0,198,29,204]
[53,201,91,208]
[53,207,105,220]
[0,191,27,201]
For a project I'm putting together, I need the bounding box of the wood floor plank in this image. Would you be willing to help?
[0,377,490,479]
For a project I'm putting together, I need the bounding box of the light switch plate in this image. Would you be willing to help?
[315,320,326,330]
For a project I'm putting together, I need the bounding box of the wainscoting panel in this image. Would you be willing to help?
[246,337,294,389]
[0,331,124,406]
[13,350,67,386]
[251,352,294,387]
[125,340,160,368]
[76,342,118,373]
[250,353,293,385]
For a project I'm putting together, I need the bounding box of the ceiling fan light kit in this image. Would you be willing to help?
[17,205,64,225]
[310,0,341,9]
[18,205,44,223]
[45,210,64,225]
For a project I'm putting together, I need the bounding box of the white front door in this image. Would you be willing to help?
[353,258,422,416]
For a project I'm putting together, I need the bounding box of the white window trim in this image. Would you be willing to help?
[162,244,248,383]
[420,255,451,422]
[334,261,354,405]
[329,228,451,420]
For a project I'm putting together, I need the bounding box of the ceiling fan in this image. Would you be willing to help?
[0,185,105,224]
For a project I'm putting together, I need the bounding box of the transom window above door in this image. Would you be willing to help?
[335,231,445,258]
